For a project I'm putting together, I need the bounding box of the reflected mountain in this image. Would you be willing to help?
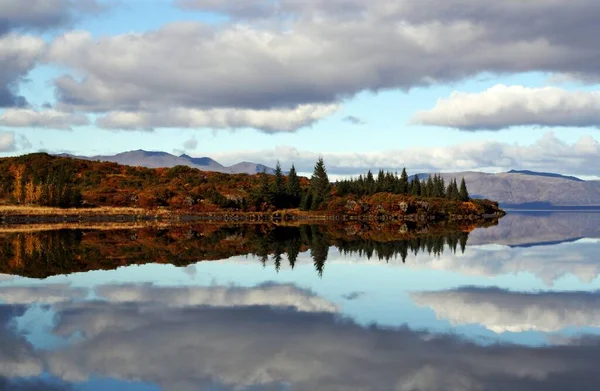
[2,282,600,390]
[0,224,470,279]
[469,211,600,246]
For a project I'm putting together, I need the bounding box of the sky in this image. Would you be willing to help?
[1,0,600,177]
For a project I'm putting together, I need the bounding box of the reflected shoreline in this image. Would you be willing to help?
[0,222,474,279]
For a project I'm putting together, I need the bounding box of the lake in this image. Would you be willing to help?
[1,212,600,390]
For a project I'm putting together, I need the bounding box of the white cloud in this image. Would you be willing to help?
[411,85,600,130]
[95,283,338,313]
[0,108,89,129]
[412,288,600,333]
[43,0,600,132]
[0,284,87,304]
[45,296,600,390]
[0,131,16,152]
[208,132,600,176]
[94,104,340,133]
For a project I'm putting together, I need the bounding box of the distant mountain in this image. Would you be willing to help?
[60,150,276,175]
[468,211,600,246]
[506,170,584,182]
[431,171,600,207]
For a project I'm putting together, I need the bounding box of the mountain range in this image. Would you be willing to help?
[435,171,600,207]
[59,150,600,207]
[58,150,276,175]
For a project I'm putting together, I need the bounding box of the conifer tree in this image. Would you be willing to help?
[399,168,409,194]
[309,157,331,209]
[446,178,459,201]
[410,177,421,196]
[273,161,284,195]
[459,177,470,202]
[286,164,301,207]
[258,169,272,206]
[425,176,434,198]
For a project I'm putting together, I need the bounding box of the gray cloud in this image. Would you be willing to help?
[412,85,600,130]
[0,305,43,379]
[0,108,89,130]
[0,34,46,108]
[342,115,366,125]
[412,287,600,333]
[0,0,108,109]
[45,0,600,127]
[182,137,197,150]
[208,132,600,176]
[341,291,365,300]
[0,131,16,152]
[45,295,600,391]
[0,0,107,35]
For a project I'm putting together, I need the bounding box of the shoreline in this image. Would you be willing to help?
[0,205,504,226]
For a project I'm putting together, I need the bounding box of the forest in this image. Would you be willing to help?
[0,153,481,216]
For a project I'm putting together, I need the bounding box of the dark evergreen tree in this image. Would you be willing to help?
[286,164,302,207]
[446,178,459,201]
[410,177,421,196]
[459,177,470,201]
[309,157,331,210]
[399,168,409,194]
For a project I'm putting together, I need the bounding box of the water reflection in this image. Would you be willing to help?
[1,213,600,389]
[1,290,600,390]
[0,224,470,278]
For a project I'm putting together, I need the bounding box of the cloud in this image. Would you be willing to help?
[45,0,600,127]
[45,295,600,391]
[341,291,365,300]
[0,131,16,152]
[95,283,338,313]
[0,108,89,129]
[0,34,46,108]
[208,132,600,176]
[94,104,340,133]
[342,115,366,125]
[0,305,43,379]
[0,0,107,35]
[182,137,198,151]
[413,287,600,333]
[0,284,88,304]
[411,85,600,130]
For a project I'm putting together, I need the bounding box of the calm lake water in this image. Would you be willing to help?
[2,212,600,390]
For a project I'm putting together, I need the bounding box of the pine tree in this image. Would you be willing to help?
[286,164,301,207]
[425,176,434,198]
[446,178,459,201]
[376,169,385,193]
[410,177,421,196]
[273,161,284,195]
[399,168,409,194]
[309,157,331,209]
[272,161,285,208]
[459,177,470,202]
[366,170,375,194]
[258,169,272,206]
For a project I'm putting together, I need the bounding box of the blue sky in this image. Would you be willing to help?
[1,0,600,176]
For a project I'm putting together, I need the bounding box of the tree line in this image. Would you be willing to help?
[336,169,470,201]
[7,164,82,208]
[255,158,471,212]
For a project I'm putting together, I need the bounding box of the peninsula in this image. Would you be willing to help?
[0,153,504,224]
